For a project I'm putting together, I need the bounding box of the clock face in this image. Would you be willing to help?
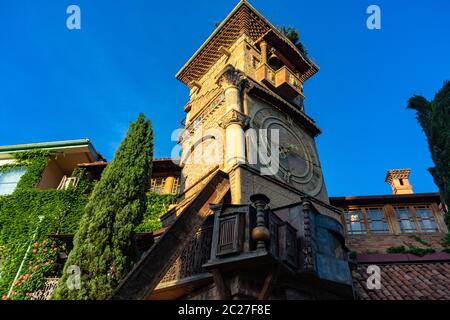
[252,107,323,197]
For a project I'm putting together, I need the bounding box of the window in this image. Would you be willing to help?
[171,177,180,195]
[343,205,439,236]
[252,56,260,69]
[150,178,166,195]
[365,208,389,234]
[394,207,417,233]
[57,176,79,190]
[414,206,437,233]
[344,210,366,235]
[344,207,388,235]
[0,168,26,196]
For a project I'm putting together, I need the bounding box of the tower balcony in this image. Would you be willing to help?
[255,63,276,87]
[255,64,305,109]
[276,66,303,100]
[149,193,354,300]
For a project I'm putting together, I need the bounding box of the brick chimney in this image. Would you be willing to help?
[385,169,414,195]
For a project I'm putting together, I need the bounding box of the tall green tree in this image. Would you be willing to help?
[52,113,153,300]
[278,26,308,58]
[408,81,450,218]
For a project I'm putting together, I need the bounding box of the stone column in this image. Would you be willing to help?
[260,41,268,64]
[217,66,249,169]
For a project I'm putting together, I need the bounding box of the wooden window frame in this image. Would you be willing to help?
[150,177,166,195]
[171,177,180,195]
[341,202,445,236]
[343,206,390,236]
[343,208,368,236]
[393,206,418,233]
[364,207,390,234]
[410,204,439,233]
[391,204,441,234]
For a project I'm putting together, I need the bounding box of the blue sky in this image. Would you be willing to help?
[0,0,448,196]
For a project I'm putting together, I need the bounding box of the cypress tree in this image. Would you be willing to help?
[408,81,450,229]
[53,113,153,300]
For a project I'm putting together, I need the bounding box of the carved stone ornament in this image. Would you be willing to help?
[301,199,315,272]
[218,109,250,129]
[216,65,245,90]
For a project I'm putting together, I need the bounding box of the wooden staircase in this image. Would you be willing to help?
[111,170,230,300]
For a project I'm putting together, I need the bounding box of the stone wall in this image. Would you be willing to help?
[346,233,447,254]
[245,94,329,203]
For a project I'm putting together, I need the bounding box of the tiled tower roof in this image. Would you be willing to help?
[176,0,318,88]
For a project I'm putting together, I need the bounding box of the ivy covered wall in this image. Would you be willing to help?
[136,193,176,233]
[0,151,90,300]
[0,150,175,300]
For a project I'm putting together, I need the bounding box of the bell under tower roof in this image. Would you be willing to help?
[176,0,319,88]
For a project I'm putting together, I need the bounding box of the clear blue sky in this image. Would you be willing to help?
[0,0,448,196]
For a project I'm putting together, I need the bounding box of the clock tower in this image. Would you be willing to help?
[113,0,353,300]
[177,0,329,208]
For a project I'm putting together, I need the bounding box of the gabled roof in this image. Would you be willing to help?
[176,0,318,87]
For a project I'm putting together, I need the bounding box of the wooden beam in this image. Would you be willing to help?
[218,46,231,59]
[189,81,202,91]
[257,266,279,300]
[211,269,231,300]
[384,204,400,234]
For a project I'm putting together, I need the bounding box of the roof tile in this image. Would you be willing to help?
[354,262,450,300]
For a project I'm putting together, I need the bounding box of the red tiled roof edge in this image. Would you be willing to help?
[357,252,450,264]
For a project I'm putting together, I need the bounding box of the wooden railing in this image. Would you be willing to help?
[205,201,300,272]
[32,277,59,300]
[255,63,276,86]
[255,64,305,108]
[159,223,213,283]
[276,66,303,96]
[158,201,300,285]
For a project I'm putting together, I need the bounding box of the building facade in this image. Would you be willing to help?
[330,170,450,300]
[112,1,449,300]
[112,0,356,300]
[0,139,105,195]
